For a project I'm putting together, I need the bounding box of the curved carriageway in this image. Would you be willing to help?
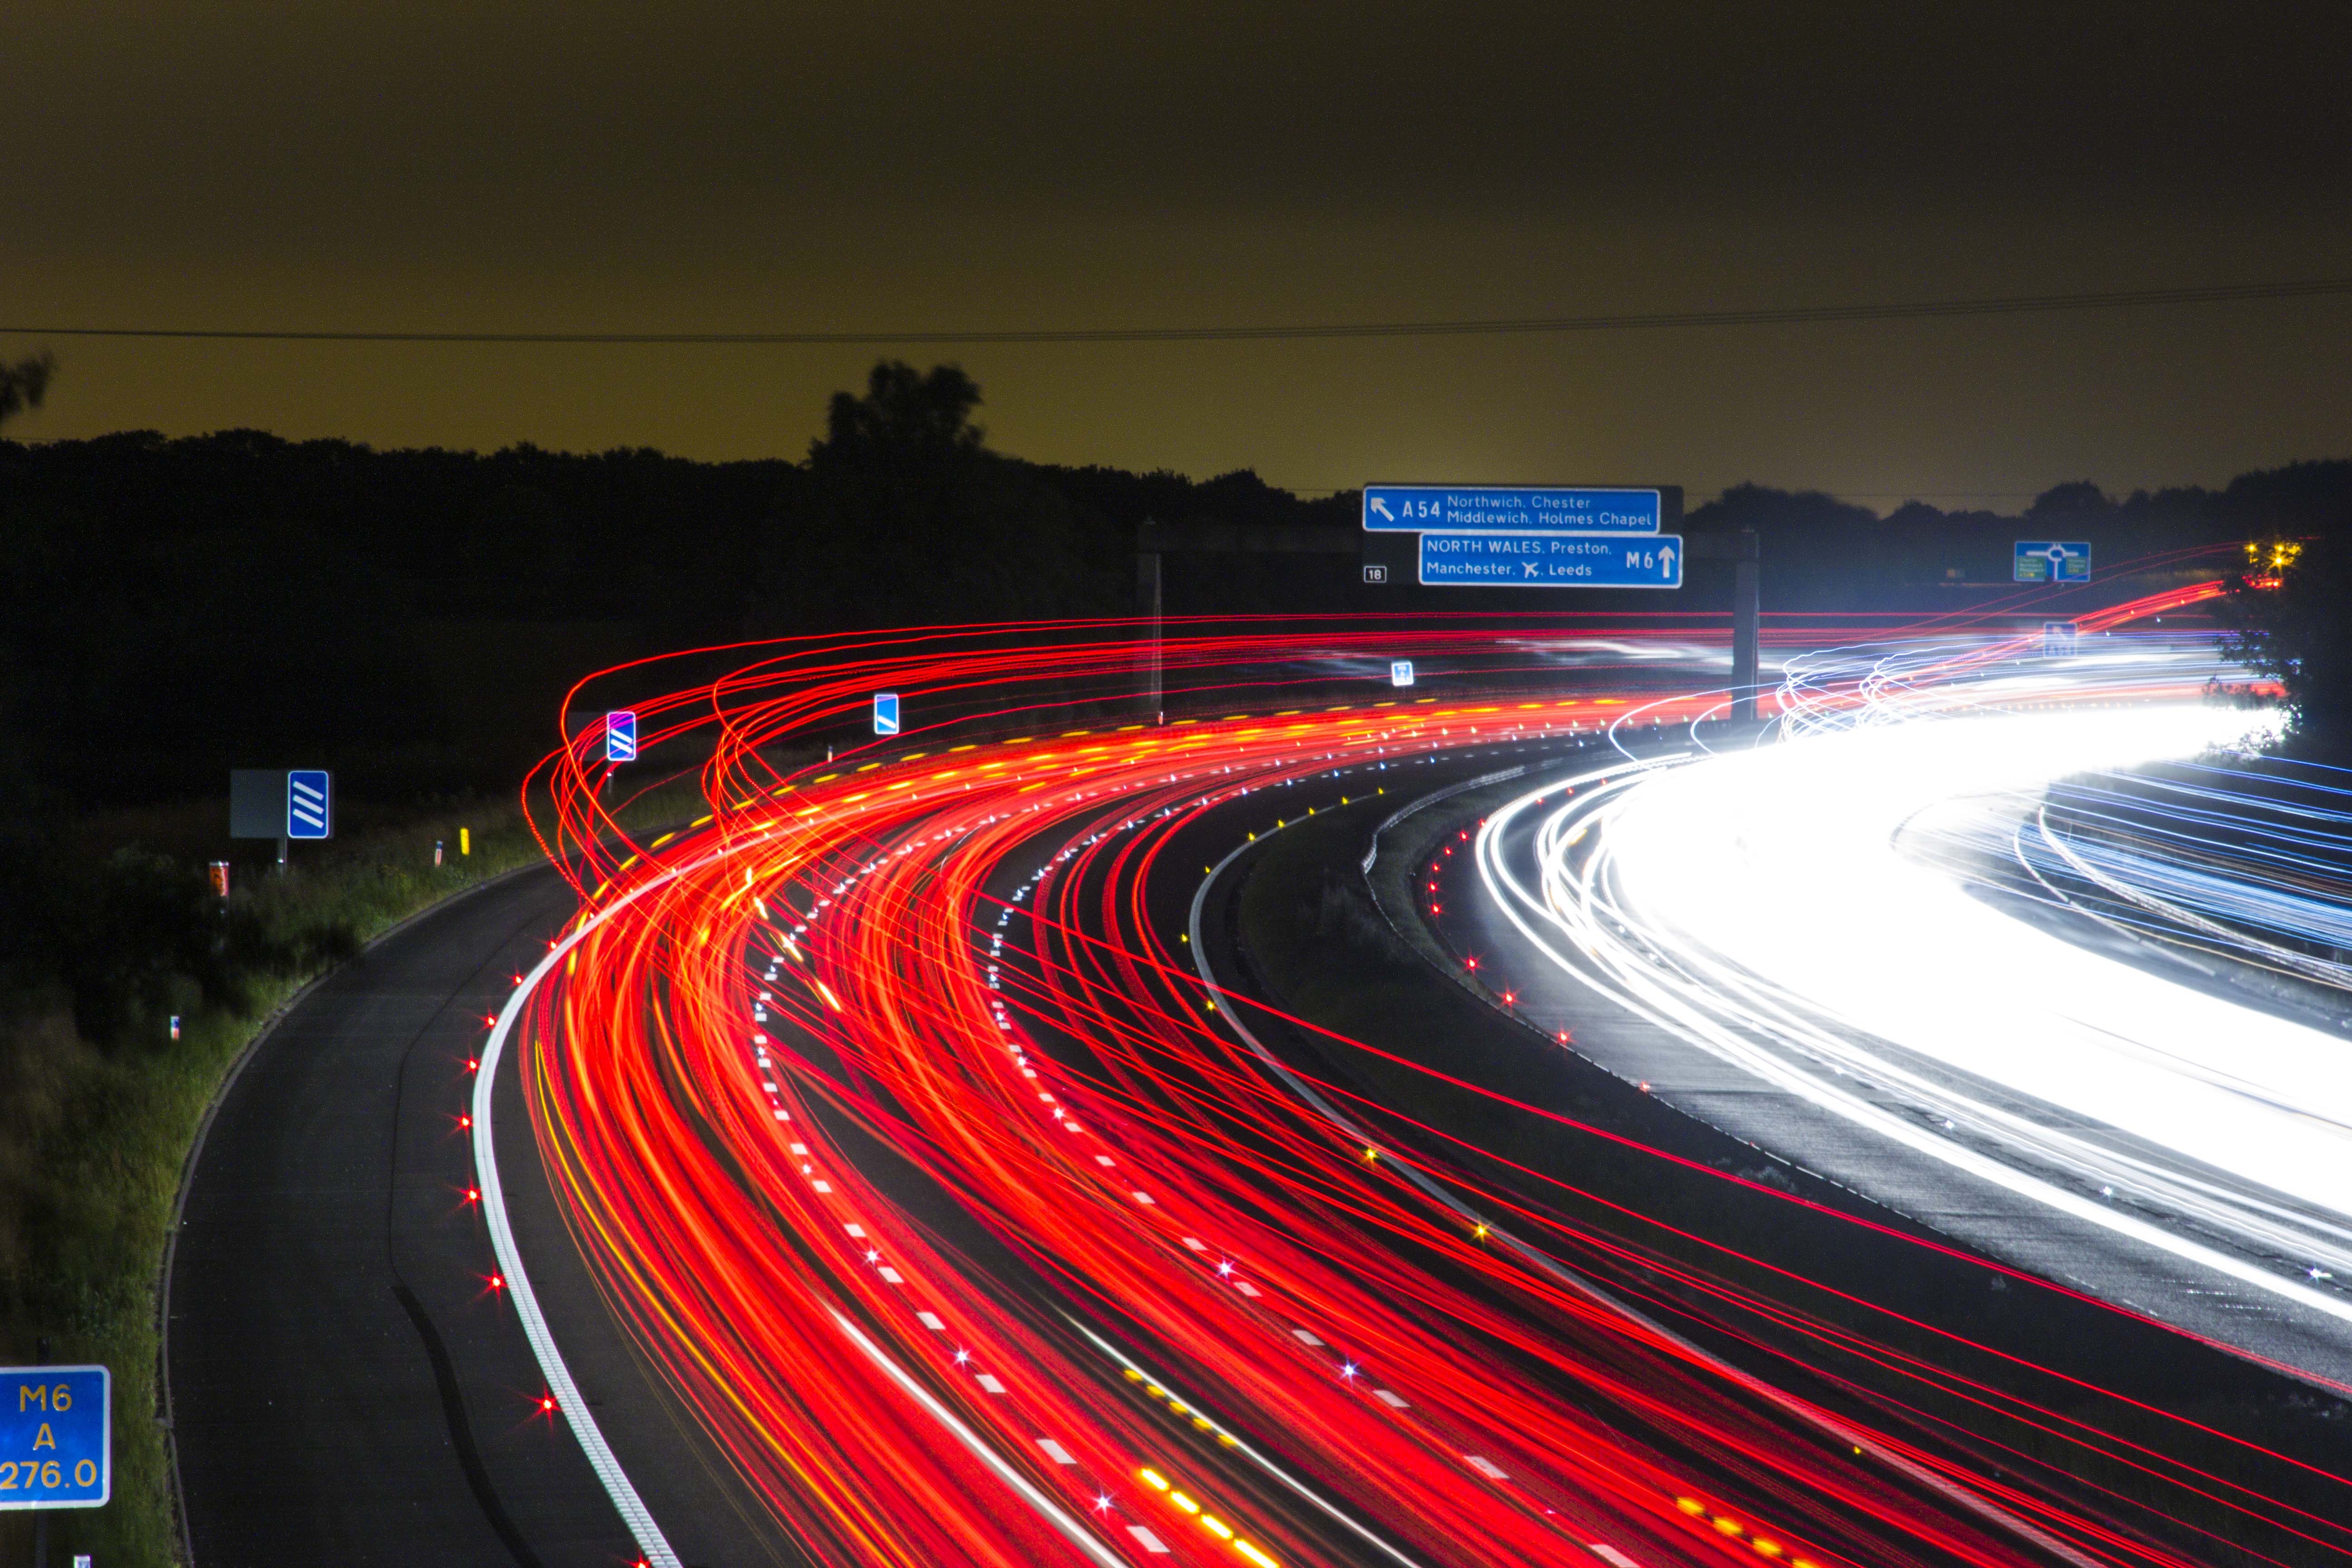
[471,608,2348,1568]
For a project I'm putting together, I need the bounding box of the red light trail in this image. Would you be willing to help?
[478,600,2335,1568]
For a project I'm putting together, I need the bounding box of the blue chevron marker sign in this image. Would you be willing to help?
[286,770,332,840]
[606,710,639,764]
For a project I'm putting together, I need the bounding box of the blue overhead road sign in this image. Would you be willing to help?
[2014,540,2092,583]
[605,710,638,764]
[873,692,901,736]
[1420,533,1682,589]
[0,1365,109,1509]
[1364,486,1661,534]
[286,770,332,839]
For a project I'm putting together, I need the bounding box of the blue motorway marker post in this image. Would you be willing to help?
[0,1365,109,1511]
[2014,540,2092,583]
[873,692,901,736]
[1419,533,1682,589]
[1364,485,1661,534]
[605,709,639,764]
[286,770,332,840]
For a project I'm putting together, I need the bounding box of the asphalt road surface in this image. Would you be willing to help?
[165,651,2350,1568]
[167,863,782,1568]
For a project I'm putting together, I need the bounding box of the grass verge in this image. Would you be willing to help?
[0,779,700,1565]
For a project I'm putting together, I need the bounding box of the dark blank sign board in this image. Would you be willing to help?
[230,770,288,839]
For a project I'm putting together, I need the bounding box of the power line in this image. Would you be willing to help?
[3,277,2349,348]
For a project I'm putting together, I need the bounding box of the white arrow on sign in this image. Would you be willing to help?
[1370,497,1396,521]
[1659,545,1676,577]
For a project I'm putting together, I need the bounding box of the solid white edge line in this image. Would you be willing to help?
[479,826,1128,1568]
[828,1309,1127,1568]
[475,871,683,1568]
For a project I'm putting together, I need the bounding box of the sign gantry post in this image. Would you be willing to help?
[1687,528,1762,721]
[1137,543,1163,721]
[1132,520,1360,717]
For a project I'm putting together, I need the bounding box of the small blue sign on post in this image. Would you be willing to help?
[1419,533,1682,589]
[285,770,332,840]
[1365,486,1661,534]
[2014,540,2092,583]
[0,1365,109,1509]
[1390,660,1415,688]
[605,710,638,764]
[873,693,901,736]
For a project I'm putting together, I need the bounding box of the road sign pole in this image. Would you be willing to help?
[1732,529,1760,723]
[1136,542,1163,721]
[275,834,288,876]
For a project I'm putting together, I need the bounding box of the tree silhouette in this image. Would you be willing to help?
[0,352,55,430]
[2221,535,2352,760]
[811,361,985,467]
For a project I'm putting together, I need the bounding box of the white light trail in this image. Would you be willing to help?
[1479,676,2352,1323]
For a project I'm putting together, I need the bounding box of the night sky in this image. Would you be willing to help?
[9,1,2350,506]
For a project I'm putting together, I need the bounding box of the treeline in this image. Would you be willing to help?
[1683,469,2352,755]
[1686,466,2352,609]
[0,363,1350,808]
[8,358,2352,817]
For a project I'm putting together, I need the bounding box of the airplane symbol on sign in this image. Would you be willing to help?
[1523,563,1539,578]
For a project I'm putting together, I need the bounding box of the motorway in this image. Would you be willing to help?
[167,865,641,1564]
[1454,637,2352,1381]
[172,612,2352,1568]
